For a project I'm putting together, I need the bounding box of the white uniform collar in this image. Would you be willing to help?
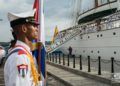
[15,40,31,52]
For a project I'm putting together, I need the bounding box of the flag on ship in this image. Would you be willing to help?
[51,26,59,44]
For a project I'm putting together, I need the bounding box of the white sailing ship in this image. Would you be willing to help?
[47,0,120,60]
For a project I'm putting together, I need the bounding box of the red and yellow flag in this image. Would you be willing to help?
[51,26,59,44]
[33,0,46,86]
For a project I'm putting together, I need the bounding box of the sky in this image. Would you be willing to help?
[0,0,74,42]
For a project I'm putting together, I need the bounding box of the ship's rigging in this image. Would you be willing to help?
[69,0,117,25]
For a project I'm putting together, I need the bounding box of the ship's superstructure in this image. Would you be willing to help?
[47,0,120,60]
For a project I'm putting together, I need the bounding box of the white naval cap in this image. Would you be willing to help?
[7,9,39,28]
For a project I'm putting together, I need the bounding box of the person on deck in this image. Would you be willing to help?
[4,9,41,86]
[68,46,72,56]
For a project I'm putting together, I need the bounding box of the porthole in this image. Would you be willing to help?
[75,50,76,52]
[113,32,116,35]
[88,36,90,38]
[97,35,99,37]
[97,51,100,53]
[100,34,103,37]
[114,51,116,54]
[83,50,85,53]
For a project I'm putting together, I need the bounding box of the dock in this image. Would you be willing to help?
[46,54,120,86]
[0,56,120,86]
[47,62,109,86]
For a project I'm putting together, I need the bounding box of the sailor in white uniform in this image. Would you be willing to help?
[4,9,40,86]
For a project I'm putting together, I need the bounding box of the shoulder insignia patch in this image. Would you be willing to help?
[18,50,27,55]
[17,64,28,78]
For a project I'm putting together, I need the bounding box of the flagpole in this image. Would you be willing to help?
[40,0,45,45]
[39,0,41,41]
[33,0,41,78]
[33,0,46,84]
[39,1,46,85]
[38,0,41,75]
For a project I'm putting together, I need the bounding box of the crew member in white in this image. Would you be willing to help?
[4,9,40,86]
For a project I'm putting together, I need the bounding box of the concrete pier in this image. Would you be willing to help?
[0,60,120,86]
[47,61,120,86]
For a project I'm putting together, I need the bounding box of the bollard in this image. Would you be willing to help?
[73,55,75,68]
[55,53,57,63]
[88,56,91,72]
[51,53,52,62]
[59,53,61,64]
[52,53,54,62]
[98,56,101,75]
[53,53,55,63]
[111,57,114,73]
[63,54,65,65]
[80,55,82,70]
[51,53,53,62]
[47,54,50,61]
[68,54,70,66]
[50,53,51,61]
[46,53,48,60]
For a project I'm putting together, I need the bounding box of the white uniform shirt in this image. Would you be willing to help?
[4,40,35,86]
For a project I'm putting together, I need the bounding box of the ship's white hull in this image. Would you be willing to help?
[50,0,120,60]
[58,28,120,60]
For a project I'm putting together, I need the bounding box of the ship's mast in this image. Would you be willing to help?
[95,0,98,8]
[72,0,80,25]
[117,0,120,11]
[95,0,101,31]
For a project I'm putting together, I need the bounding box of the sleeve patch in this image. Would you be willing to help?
[18,50,27,55]
[17,64,28,78]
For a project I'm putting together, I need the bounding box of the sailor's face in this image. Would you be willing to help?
[25,23,38,41]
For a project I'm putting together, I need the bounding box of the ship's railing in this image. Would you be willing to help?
[82,11,120,33]
[47,11,120,53]
[47,28,81,53]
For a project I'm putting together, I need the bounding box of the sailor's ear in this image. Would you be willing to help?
[21,25,27,33]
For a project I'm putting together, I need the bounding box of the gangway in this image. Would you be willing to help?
[46,26,81,54]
